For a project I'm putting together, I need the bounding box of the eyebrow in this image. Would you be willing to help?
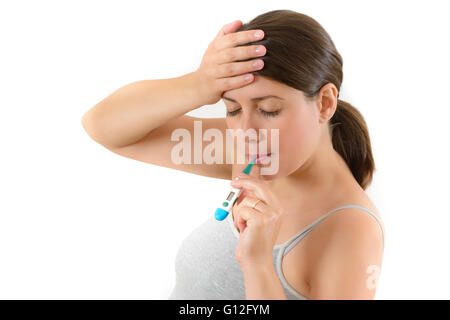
[222,95,285,103]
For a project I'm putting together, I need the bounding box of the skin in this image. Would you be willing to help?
[83,22,384,297]
[82,20,383,300]
[223,74,384,299]
[224,74,349,204]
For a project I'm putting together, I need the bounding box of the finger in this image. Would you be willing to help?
[215,58,264,78]
[215,20,242,39]
[231,176,272,205]
[232,204,246,233]
[215,29,265,51]
[215,44,266,65]
[223,20,242,35]
[234,196,267,233]
[239,196,269,214]
[235,187,247,206]
[235,186,258,212]
[238,206,264,228]
[231,155,261,202]
[215,73,255,90]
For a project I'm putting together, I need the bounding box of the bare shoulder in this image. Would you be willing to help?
[320,187,384,253]
[348,189,385,236]
[324,180,384,238]
[303,191,384,259]
[301,189,384,299]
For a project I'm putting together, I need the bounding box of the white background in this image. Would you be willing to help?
[1,0,449,299]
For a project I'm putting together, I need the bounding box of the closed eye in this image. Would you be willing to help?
[226,108,281,118]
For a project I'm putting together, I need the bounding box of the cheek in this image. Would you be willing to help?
[279,112,321,163]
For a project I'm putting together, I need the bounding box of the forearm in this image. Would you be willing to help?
[242,263,287,300]
[81,71,203,148]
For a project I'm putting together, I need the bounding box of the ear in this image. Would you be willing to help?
[317,83,338,124]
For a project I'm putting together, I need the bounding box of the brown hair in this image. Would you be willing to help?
[238,9,375,189]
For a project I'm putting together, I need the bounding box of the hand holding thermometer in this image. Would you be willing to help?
[214,157,257,221]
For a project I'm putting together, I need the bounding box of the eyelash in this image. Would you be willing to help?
[226,108,281,118]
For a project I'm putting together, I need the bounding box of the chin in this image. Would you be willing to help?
[258,160,283,179]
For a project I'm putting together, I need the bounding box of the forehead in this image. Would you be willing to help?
[222,75,302,102]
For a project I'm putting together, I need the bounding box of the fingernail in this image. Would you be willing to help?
[253,60,262,68]
[254,31,263,39]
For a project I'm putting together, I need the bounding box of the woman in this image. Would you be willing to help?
[81,9,385,300]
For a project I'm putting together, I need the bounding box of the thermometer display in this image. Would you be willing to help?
[214,157,257,221]
[214,187,242,221]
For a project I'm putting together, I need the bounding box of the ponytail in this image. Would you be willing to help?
[329,99,375,190]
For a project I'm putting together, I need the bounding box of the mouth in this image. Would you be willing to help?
[246,153,272,164]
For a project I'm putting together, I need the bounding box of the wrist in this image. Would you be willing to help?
[179,71,205,109]
[241,261,287,300]
[240,258,275,275]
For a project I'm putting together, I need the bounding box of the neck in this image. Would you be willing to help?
[267,132,351,206]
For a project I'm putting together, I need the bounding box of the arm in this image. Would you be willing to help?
[242,262,287,300]
[81,72,203,149]
[306,209,384,299]
[81,21,266,150]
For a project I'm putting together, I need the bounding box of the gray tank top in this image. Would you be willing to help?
[169,204,385,300]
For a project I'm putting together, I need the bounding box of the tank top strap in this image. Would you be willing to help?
[282,204,385,257]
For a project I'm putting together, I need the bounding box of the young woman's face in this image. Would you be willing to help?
[223,75,322,179]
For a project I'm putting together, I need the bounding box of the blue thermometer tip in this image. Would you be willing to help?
[215,208,229,221]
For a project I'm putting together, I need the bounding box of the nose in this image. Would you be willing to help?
[240,111,258,132]
[231,110,268,154]
[239,116,259,146]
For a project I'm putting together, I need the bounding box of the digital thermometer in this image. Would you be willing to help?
[214,157,256,221]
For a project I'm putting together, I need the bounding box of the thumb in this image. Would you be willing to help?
[216,20,242,38]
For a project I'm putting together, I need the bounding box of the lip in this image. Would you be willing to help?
[246,153,272,163]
